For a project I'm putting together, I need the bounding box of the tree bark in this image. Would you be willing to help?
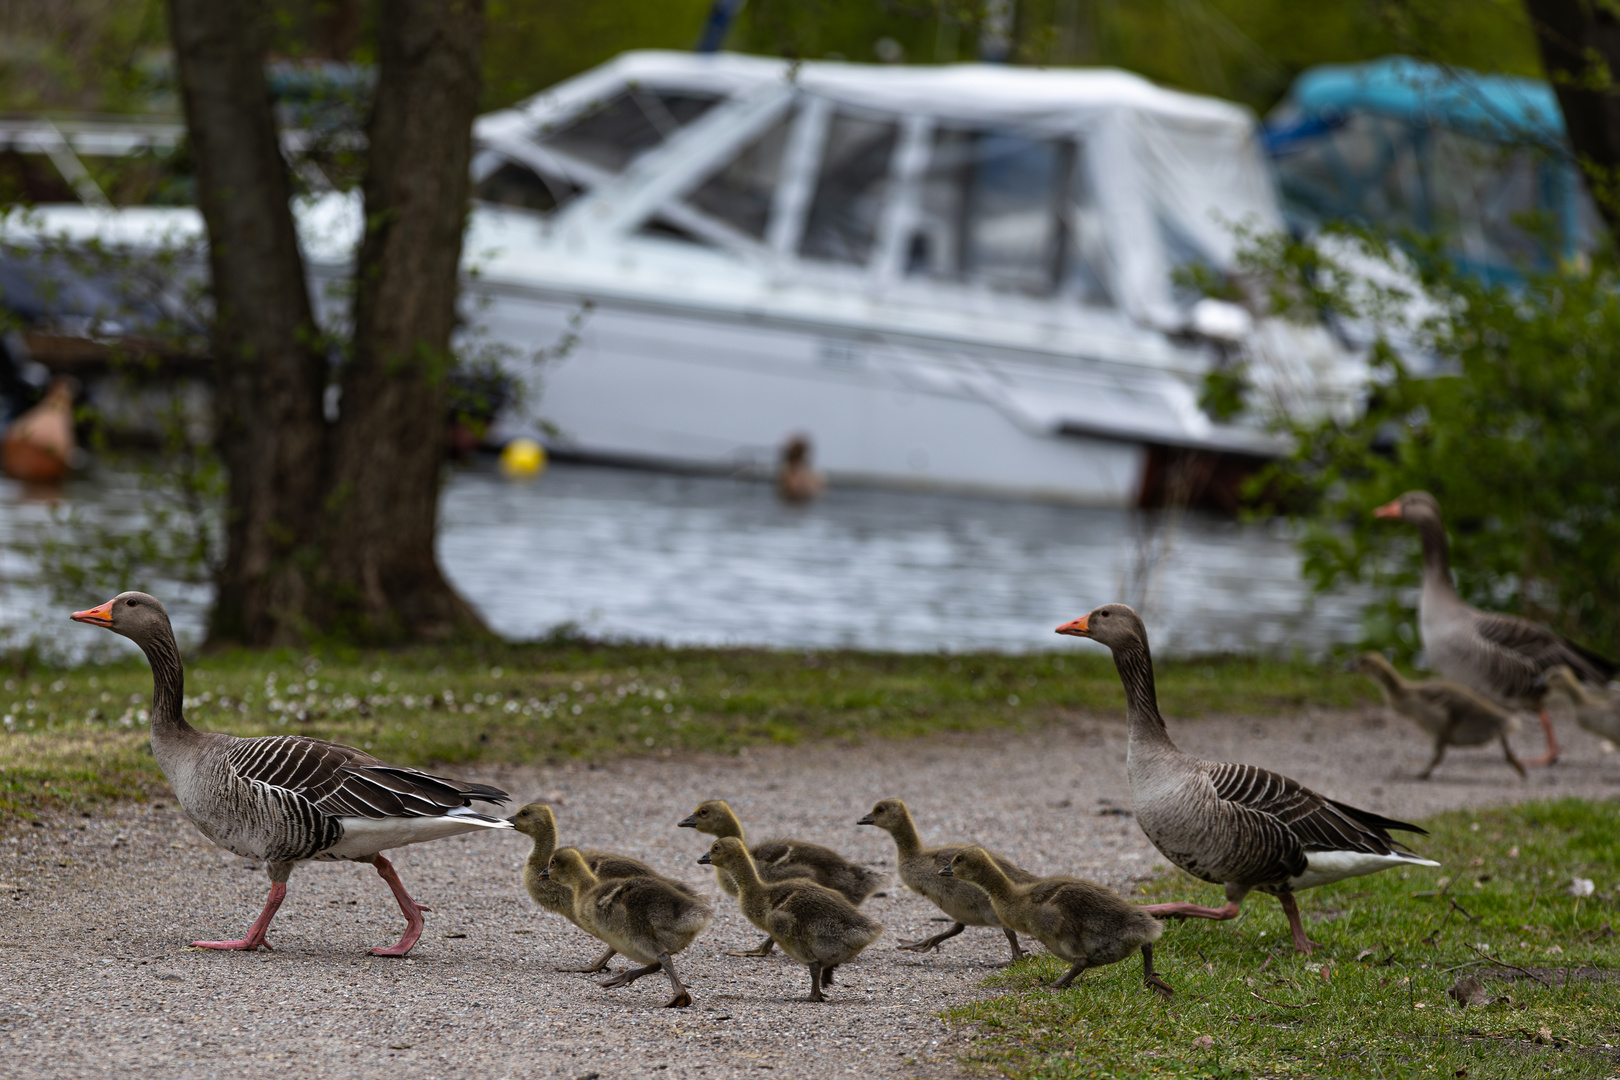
[318,0,489,641]
[1525,0,1620,231]
[170,0,329,646]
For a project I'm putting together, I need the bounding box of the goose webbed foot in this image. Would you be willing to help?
[1278,893,1320,954]
[896,922,966,953]
[806,963,826,1002]
[1523,710,1560,768]
[599,962,661,990]
[556,946,618,973]
[727,935,777,957]
[368,854,427,957]
[1141,943,1173,999]
[191,882,286,951]
[658,953,693,1008]
[1500,735,1528,779]
[1140,899,1241,922]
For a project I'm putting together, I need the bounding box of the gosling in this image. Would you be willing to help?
[512,802,700,972]
[700,836,882,1002]
[542,848,714,1008]
[679,799,884,956]
[1544,665,1620,744]
[1353,653,1526,779]
[941,847,1171,998]
[858,797,1034,959]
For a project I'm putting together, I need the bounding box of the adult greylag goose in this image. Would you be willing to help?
[857,797,1034,959]
[700,836,882,1002]
[678,798,884,956]
[71,592,512,955]
[1543,666,1620,744]
[1375,491,1617,766]
[541,848,714,1008]
[940,847,1171,997]
[1351,653,1525,779]
[1057,604,1439,954]
[511,802,701,973]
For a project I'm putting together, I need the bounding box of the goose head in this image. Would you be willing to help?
[1352,652,1399,679]
[697,835,748,869]
[1374,491,1442,529]
[678,800,735,836]
[539,846,591,887]
[1055,603,1146,652]
[1542,664,1582,701]
[508,802,559,841]
[856,798,909,831]
[70,591,172,645]
[938,846,996,884]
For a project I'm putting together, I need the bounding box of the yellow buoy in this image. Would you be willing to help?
[499,437,546,479]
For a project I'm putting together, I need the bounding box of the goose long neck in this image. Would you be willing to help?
[714,809,744,842]
[726,854,765,893]
[525,828,557,871]
[138,627,197,741]
[888,813,924,857]
[1415,515,1455,593]
[969,863,1015,902]
[1363,661,1405,702]
[1113,640,1176,753]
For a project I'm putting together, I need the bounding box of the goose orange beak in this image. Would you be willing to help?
[1055,615,1090,637]
[70,599,115,627]
[1373,498,1403,519]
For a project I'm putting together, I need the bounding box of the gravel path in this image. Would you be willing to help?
[3,706,1615,1080]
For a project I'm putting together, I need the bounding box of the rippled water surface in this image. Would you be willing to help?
[1,463,1364,659]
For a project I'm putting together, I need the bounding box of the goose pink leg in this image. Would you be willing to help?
[369,854,431,956]
[1139,899,1241,921]
[1279,893,1320,954]
[1523,709,1560,768]
[192,882,286,951]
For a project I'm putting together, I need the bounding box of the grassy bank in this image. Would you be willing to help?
[0,639,1372,815]
[950,799,1620,1079]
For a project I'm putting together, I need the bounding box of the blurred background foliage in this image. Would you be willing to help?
[0,0,1542,118]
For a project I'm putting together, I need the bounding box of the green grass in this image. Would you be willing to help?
[0,639,1372,815]
[948,800,1620,1079]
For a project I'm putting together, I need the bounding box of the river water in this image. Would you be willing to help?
[1,462,1365,660]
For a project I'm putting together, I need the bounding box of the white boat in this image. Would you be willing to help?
[4,51,1365,506]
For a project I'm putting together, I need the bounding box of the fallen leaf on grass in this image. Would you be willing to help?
[1191,1035,1215,1050]
[1447,976,1492,1008]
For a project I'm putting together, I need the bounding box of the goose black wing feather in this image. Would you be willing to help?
[1205,760,1414,858]
[1473,612,1616,686]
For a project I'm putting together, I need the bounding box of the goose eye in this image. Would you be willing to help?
[126,598,137,606]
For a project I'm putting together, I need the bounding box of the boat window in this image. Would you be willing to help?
[539,89,721,174]
[684,113,793,240]
[472,157,580,214]
[799,111,899,266]
[905,128,1070,297]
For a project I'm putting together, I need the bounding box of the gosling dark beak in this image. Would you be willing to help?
[938,866,955,877]
[1055,614,1090,637]
[677,815,697,828]
[537,866,551,880]
[1373,498,1403,519]
[856,814,875,826]
[697,852,712,865]
[70,599,116,628]
[505,816,518,825]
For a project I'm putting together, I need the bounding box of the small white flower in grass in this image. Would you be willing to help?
[1569,877,1596,898]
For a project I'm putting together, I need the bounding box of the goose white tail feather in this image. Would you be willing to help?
[1288,849,1441,892]
[320,811,513,860]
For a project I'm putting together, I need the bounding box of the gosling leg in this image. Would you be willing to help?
[1140,899,1241,921]
[727,935,777,957]
[1524,709,1560,768]
[806,962,825,1002]
[821,964,836,987]
[897,922,966,953]
[1499,734,1527,779]
[1418,738,1447,780]
[598,962,661,990]
[1141,943,1174,998]
[1051,958,1090,989]
[658,951,693,1008]
[557,945,617,973]
[1278,893,1319,954]
[1003,927,1026,960]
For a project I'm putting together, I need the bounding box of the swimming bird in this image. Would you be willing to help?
[511,802,701,972]
[1352,653,1525,779]
[679,798,883,956]
[940,846,1171,997]
[857,797,1033,959]
[70,592,512,955]
[700,836,882,1002]
[1375,491,1617,766]
[542,848,713,1007]
[1057,604,1439,954]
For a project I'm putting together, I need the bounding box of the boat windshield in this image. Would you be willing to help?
[799,110,899,266]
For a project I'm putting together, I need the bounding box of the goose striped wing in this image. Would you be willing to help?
[1472,612,1617,690]
[221,735,510,819]
[1205,760,1424,858]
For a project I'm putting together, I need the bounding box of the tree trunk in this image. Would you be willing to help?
[318,0,489,641]
[170,0,330,646]
[1525,0,1620,231]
